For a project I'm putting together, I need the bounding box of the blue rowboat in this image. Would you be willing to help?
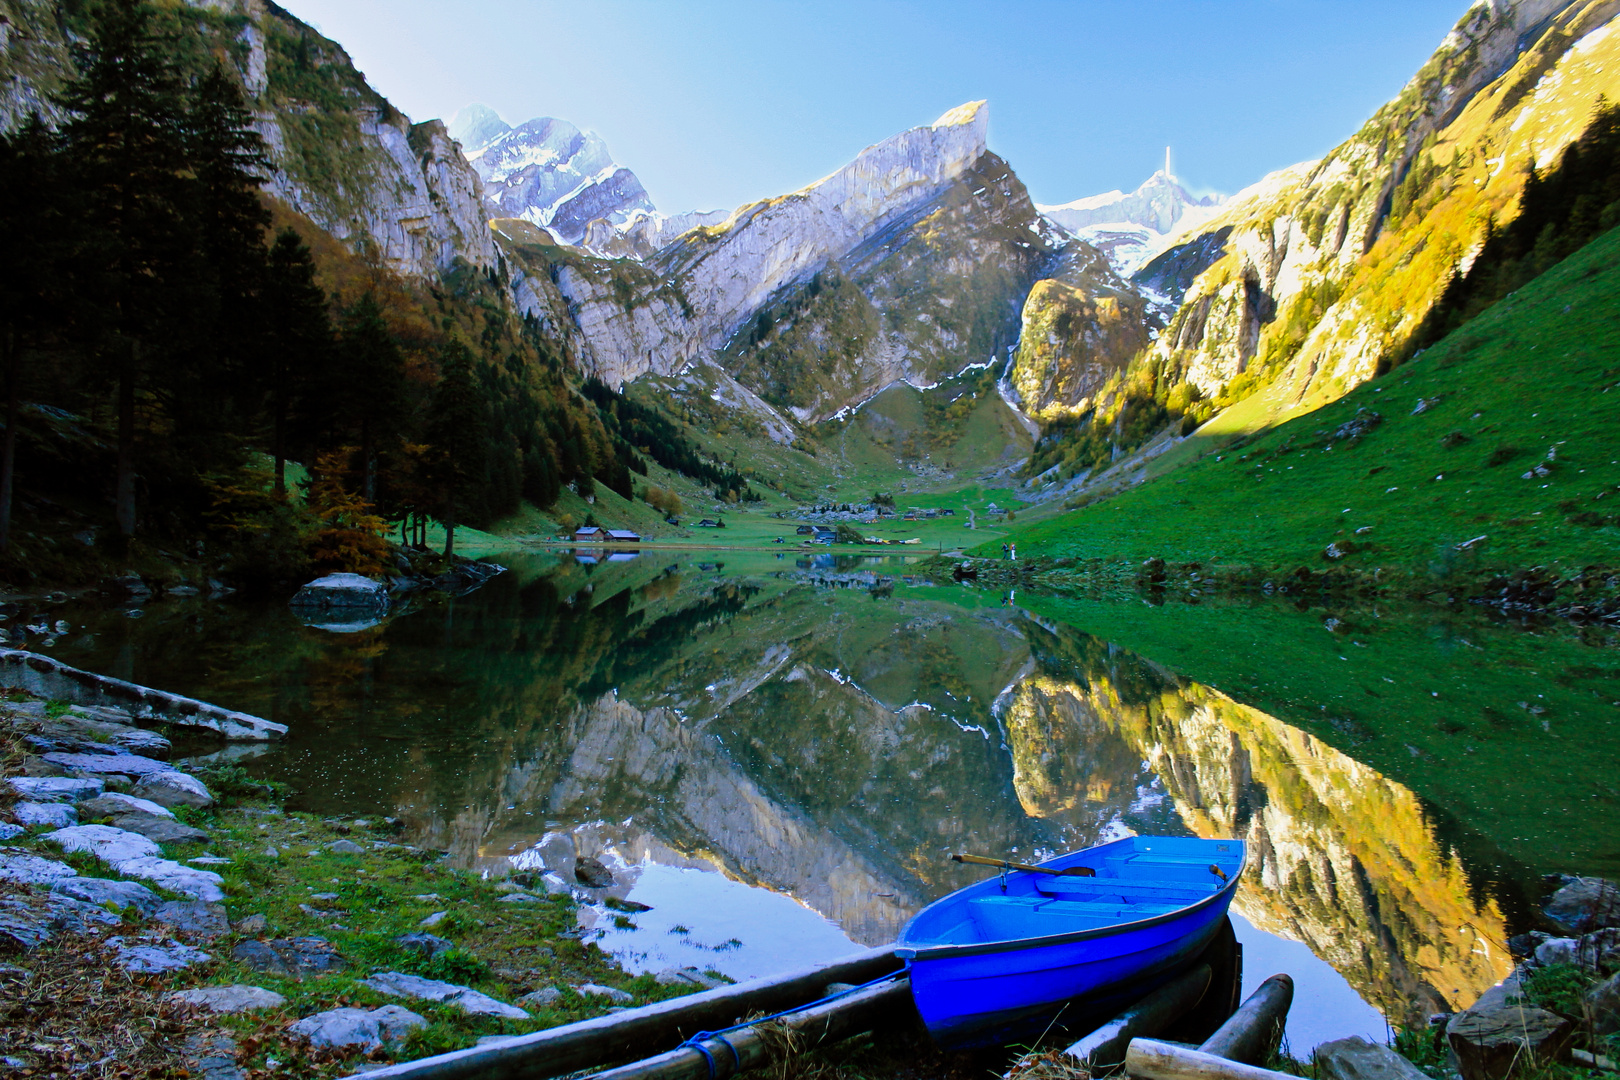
[896,835,1246,1049]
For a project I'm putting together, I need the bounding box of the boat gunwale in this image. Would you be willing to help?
[895,840,1247,963]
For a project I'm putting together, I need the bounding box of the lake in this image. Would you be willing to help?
[25,549,1620,1054]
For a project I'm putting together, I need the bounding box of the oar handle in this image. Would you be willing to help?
[952,853,1095,877]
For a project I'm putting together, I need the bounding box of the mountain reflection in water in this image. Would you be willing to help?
[44,552,1526,1038]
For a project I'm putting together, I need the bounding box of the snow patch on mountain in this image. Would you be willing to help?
[1039,170,1224,275]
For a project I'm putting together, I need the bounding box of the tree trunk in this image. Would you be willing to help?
[0,329,17,552]
[361,418,375,505]
[115,344,137,537]
[444,519,455,559]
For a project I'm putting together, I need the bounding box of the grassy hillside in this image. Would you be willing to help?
[993,223,1620,587]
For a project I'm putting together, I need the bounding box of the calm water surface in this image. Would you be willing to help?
[29,549,1620,1053]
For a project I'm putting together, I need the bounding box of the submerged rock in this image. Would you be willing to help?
[1544,877,1620,935]
[574,855,616,888]
[289,574,390,614]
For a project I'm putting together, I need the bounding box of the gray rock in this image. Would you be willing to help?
[1544,876,1620,935]
[14,801,76,828]
[395,932,454,959]
[45,823,160,864]
[52,877,160,916]
[231,936,346,978]
[154,900,230,938]
[1316,1036,1433,1080]
[42,751,171,777]
[574,855,616,888]
[655,966,724,989]
[360,971,530,1019]
[289,574,390,613]
[1586,970,1620,1038]
[106,936,212,974]
[418,910,448,928]
[0,850,78,885]
[233,912,268,935]
[518,986,562,1008]
[1448,1001,1573,1080]
[0,906,53,950]
[181,1031,242,1080]
[576,983,633,1004]
[7,776,103,802]
[113,813,210,845]
[1536,938,1579,967]
[289,1004,425,1051]
[327,839,364,855]
[540,872,572,896]
[78,793,174,819]
[170,985,286,1014]
[498,892,543,903]
[113,856,225,902]
[0,823,21,841]
[109,729,171,758]
[131,770,214,809]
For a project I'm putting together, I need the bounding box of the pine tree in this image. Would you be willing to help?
[332,293,407,504]
[262,229,332,495]
[0,117,70,552]
[58,0,199,538]
[424,338,487,557]
[181,61,272,456]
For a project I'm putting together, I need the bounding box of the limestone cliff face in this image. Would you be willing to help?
[1007,241,1160,423]
[1132,0,1617,411]
[522,103,1029,413]
[0,0,496,281]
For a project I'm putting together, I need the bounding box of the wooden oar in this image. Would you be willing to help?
[952,853,1096,877]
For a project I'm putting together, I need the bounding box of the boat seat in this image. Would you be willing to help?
[1035,876,1217,900]
[1103,854,1240,885]
[967,895,1180,941]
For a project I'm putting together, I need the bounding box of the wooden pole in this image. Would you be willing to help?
[1063,964,1212,1071]
[345,945,902,1080]
[1125,1038,1301,1080]
[586,975,912,1080]
[1197,974,1293,1065]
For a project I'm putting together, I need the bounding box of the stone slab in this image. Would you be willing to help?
[78,793,174,819]
[7,776,103,803]
[106,936,212,974]
[1317,1036,1433,1080]
[289,1005,424,1052]
[171,985,286,1014]
[52,877,161,916]
[360,971,529,1019]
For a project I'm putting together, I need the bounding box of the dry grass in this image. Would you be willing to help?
[0,902,189,1078]
[1004,1048,1093,1080]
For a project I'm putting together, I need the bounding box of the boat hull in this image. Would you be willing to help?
[898,837,1245,1049]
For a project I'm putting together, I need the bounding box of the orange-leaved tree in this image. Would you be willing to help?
[304,448,389,575]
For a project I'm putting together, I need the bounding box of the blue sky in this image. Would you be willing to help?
[280,0,1470,213]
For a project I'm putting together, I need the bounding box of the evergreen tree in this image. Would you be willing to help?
[58,0,199,538]
[424,339,487,557]
[0,117,70,552]
[262,228,332,495]
[181,61,272,453]
[332,293,406,504]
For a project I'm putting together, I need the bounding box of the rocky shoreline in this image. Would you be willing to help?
[0,689,711,1077]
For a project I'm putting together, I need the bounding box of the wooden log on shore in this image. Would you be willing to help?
[346,946,903,1080]
[1126,1038,1303,1080]
[587,975,913,1080]
[1063,965,1213,1071]
[1197,974,1293,1065]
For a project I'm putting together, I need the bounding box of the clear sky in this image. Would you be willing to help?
[278,0,1471,214]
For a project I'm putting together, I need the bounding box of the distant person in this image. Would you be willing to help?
[1002,543,1010,560]
[1010,542,1017,561]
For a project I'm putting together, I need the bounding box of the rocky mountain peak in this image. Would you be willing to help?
[1039,169,1225,276]
[450,103,655,245]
